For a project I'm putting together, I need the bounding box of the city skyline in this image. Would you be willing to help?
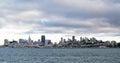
[0,0,120,45]
[3,35,119,44]
[3,35,120,48]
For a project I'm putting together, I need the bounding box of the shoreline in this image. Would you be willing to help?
[0,46,120,49]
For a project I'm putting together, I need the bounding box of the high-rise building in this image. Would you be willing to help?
[19,39,28,47]
[45,40,52,46]
[60,37,64,43]
[4,39,9,46]
[111,41,117,47]
[85,37,89,43]
[72,36,75,42]
[90,37,96,43]
[41,35,45,45]
[19,39,27,43]
[38,39,40,43]
[28,35,31,43]
[80,37,83,41]
[28,35,33,46]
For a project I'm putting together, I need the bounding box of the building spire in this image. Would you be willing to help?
[28,35,31,43]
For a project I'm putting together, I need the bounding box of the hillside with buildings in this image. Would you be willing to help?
[3,35,120,48]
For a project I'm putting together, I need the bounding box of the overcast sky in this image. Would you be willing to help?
[0,0,120,45]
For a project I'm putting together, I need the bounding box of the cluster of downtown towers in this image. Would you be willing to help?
[4,35,53,48]
[3,35,120,48]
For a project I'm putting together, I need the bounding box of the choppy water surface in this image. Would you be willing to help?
[0,48,120,63]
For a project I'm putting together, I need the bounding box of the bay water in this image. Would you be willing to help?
[0,48,120,63]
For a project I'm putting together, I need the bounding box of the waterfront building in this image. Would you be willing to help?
[45,40,53,47]
[33,41,40,47]
[85,37,89,43]
[105,41,111,47]
[90,37,97,44]
[111,41,117,47]
[4,39,9,46]
[9,40,18,48]
[19,39,28,47]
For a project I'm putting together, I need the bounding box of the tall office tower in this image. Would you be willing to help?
[28,35,31,43]
[38,39,40,43]
[41,35,45,45]
[80,37,83,41]
[61,37,64,43]
[72,36,75,42]
[28,35,32,46]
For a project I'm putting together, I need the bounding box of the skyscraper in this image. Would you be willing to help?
[41,35,45,45]
[28,35,32,43]
[60,37,64,43]
[28,35,33,46]
[72,36,75,42]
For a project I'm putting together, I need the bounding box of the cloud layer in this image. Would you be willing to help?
[0,0,120,37]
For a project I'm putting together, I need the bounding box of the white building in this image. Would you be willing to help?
[45,40,53,47]
[28,35,33,47]
[4,39,9,46]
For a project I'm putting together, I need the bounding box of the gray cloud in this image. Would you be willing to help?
[0,0,120,36]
